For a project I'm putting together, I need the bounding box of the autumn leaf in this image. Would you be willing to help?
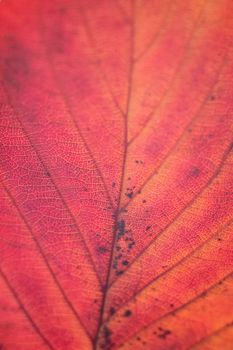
[0,0,233,349]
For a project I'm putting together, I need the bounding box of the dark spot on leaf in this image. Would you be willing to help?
[157,327,171,339]
[128,240,135,249]
[98,246,108,254]
[109,307,116,316]
[126,191,133,198]
[116,270,123,276]
[100,325,113,349]
[190,167,200,178]
[122,260,128,266]
[123,309,132,317]
[116,220,125,240]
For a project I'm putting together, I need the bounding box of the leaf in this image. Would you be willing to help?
[0,0,233,349]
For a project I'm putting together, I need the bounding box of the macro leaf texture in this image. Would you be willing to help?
[0,0,233,349]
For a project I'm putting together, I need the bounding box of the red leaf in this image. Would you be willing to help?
[0,1,233,349]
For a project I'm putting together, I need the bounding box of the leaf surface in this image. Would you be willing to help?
[0,1,233,349]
